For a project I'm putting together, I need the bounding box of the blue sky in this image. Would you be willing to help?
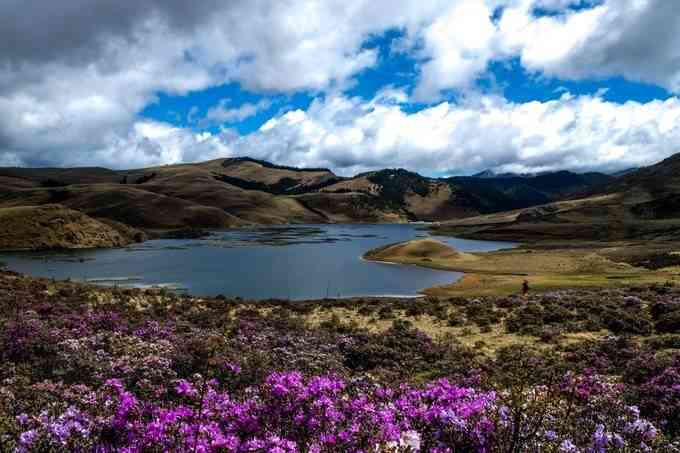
[141,50,673,137]
[2,0,680,175]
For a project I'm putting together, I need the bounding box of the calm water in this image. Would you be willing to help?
[0,224,515,300]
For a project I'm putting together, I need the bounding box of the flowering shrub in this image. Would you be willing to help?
[0,271,679,451]
[5,372,667,452]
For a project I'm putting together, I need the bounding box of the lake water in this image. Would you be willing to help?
[0,224,515,300]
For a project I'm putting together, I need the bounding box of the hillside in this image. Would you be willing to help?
[434,151,680,242]
[0,205,142,251]
[0,157,623,249]
[318,168,608,221]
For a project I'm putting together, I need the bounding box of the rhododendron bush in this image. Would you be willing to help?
[3,373,667,452]
[1,271,679,451]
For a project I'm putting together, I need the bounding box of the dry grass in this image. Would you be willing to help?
[286,305,615,356]
[365,239,680,297]
[0,204,136,251]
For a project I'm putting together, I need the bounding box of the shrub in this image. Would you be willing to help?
[656,311,680,333]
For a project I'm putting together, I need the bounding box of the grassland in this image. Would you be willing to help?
[364,238,680,297]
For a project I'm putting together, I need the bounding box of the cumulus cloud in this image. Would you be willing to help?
[199,99,272,126]
[497,0,680,91]
[229,91,680,175]
[412,0,498,101]
[1,0,680,172]
[0,0,448,167]
[94,91,677,176]
[411,0,680,98]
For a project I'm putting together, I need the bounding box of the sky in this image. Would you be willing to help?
[1,0,680,176]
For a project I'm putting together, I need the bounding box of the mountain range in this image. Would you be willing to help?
[435,152,680,242]
[0,153,677,249]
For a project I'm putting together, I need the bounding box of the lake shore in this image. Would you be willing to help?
[0,224,492,300]
[364,237,680,297]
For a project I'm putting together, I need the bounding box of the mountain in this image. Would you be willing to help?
[611,167,639,177]
[471,169,540,179]
[445,171,613,213]
[0,157,617,248]
[471,169,499,178]
[434,152,680,242]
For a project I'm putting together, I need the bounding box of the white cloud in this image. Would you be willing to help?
[0,0,451,167]
[1,0,680,171]
[200,99,272,126]
[410,0,680,99]
[497,0,680,91]
[229,92,680,175]
[23,90,678,175]
[413,0,498,101]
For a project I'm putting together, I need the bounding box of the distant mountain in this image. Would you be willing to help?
[471,169,498,178]
[0,157,624,247]
[471,169,541,179]
[445,170,613,213]
[475,167,643,179]
[611,167,640,177]
[434,152,680,242]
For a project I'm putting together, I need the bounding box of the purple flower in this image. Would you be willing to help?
[19,430,38,447]
[560,439,579,452]
[176,379,198,398]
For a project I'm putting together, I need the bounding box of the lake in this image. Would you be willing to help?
[0,224,515,300]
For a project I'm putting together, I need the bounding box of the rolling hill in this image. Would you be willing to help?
[0,156,633,249]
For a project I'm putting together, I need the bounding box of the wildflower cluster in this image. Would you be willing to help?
[0,271,678,451]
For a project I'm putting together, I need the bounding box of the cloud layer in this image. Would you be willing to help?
[71,91,679,176]
[1,0,679,173]
[240,91,680,175]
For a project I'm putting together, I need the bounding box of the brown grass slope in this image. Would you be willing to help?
[0,205,141,251]
[0,184,243,230]
[2,153,676,243]
[0,159,333,230]
[0,159,437,230]
[217,158,336,189]
[320,173,478,221]
[137,163,326,225]
[363,237,679,297]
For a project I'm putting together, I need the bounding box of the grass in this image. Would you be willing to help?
[0,205,136,251]
[259,304,617,357]
[364,238,680,297]
[424,272,679,297]
[7,267,678,365]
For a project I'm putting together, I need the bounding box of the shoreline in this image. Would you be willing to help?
[0,224,481,301]
[361,237,680,297]
[4,223,679,300]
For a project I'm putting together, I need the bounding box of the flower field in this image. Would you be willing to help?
[1,269,679,452]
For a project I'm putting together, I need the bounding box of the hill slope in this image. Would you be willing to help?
[0,205,142,251]
[0,157,621,249]
[434,152,680,242]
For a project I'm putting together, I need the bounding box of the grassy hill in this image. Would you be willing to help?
[0,205,143,250]
[0,156,631,249]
